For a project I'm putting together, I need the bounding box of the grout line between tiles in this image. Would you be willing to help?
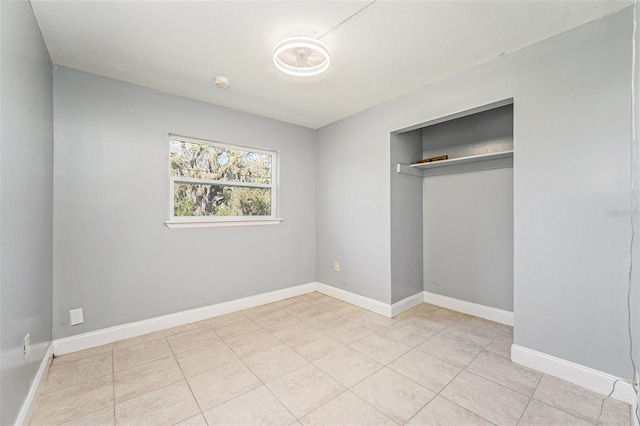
[165,335,207,425]
[515,369,543,425]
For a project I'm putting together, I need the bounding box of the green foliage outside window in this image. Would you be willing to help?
[170,139,274,217]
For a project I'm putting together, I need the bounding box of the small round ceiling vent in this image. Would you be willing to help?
[273,36,330,77]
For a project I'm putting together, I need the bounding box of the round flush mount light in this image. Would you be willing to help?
[273,36,330,77]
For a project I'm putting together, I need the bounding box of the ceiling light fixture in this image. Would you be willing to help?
[273,36,330,77]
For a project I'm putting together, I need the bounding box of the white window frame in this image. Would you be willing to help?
[165,134,282,228]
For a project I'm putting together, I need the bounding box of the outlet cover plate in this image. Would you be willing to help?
[70,308,84,326]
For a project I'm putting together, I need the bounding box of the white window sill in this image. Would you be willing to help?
[165,218,283,229]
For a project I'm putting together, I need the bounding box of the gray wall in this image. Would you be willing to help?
[0,1,54,424]
[316,8,634,378]
[423,168,514,311]
[421,105,513,158]
[390,131,423,303]
[316,110,393,303]
[422,106,514,311]
[53,68,316,339]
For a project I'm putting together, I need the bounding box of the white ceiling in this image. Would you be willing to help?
[31,0,631,129]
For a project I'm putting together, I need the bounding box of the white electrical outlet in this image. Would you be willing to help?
[69,308,84,326]
[23,333,30,361]
[334,261,340,272]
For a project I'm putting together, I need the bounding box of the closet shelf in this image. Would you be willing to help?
[397,150,513,177]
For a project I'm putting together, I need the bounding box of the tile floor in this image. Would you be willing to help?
[30,292,632,426]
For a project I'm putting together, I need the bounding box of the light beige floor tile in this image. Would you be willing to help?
[166,327,220,354]
[533,375,625,424]
[243,303,281,318]
[57,406,114,426]
[174,414,208,426]
[430,308,466,324]
[174,339,238,377]
[322,320,375,345]
[163,320,207,337]
[352,367,435,425]
[484,331,513,359]
[380,320,434,347]
[202,311,246,328]
[114,356,183,403]
[212,316,261,338]
[394,303,438,320]
[52,344,113,366]
[265,317,316,342]
[467,351,541,396]
[251,309,294,328]
[42,352,113,394]
[243,343,308,382]
[258,311,298,329]
[187,360,261,410]
[306,294,343,307]
[406,395,492,426]
[404,312,448,333]
[350,333,411,365]
[416,333,483,367]
[35,301,628,426]
[223,328,280,358]
[519,399,592,426]
[598,397,633,426]
[314,346,383,388]
[299,292,328,303]
[332,303,367,319]
[112,331,166,350]
[287,330,346,362]
[455,315,502,330]
[266,364,345,418]
[298,310,344,330]
[389,349,462,393]
[272,296,305,309]
[282,300,317,316]
[405,309,457,330]
[300,391,395,426]
[30,375,113,425]
[353,311,398,332]
[113,338,173,371]
[115,380,200,425]
[203,385,296,426]
[453,317,503,337]
[439,322,496,347]
[440,371,529,426]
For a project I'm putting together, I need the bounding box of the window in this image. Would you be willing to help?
[166,135,281,228]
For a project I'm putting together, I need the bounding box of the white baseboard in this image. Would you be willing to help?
[314,282,392,317]
[511,344,637,408]
[16,342,53,426]
[391,292,425,317]
[54,285,516,356]
[423,291,514,326]
[54,282,317,355]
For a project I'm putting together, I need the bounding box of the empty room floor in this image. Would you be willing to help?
[30,292,631,425]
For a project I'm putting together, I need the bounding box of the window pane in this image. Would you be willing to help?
[170,140,272,184]
[174,183,271,217]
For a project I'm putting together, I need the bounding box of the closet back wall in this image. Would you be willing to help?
[53,67,316,339]
[422,106,514,311]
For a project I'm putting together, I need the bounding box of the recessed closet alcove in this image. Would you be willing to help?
[390,99,514,317]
